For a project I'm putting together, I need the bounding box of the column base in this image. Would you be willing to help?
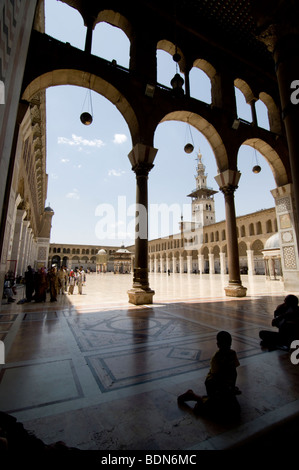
[224,283,247,297]
[128,288,155,305]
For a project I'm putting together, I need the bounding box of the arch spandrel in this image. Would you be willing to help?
[22,69,139,144]
[242,138,288,187]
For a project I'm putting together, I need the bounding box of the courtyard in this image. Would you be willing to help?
[0,272,299,454]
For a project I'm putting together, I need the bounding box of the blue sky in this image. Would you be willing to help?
[45,0,276,246]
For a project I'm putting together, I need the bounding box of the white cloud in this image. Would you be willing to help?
[108,169,125,177]
[61,158,70,163]
[58,134,105,148]
[113,134,127,144]
[66,188,80,200]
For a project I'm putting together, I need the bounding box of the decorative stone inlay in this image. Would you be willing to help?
[279,213,291,229]
[276,197,291,213]
[281,231,293,243]
[282,246,297,269]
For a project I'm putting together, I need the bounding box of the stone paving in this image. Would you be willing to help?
[1,273,299,453]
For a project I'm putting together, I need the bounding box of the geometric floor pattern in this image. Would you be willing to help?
[1,273,299,452]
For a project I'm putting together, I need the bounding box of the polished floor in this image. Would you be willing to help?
[1,273,299,451]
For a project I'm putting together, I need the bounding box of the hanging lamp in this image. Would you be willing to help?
[184,120,194,154]
[171,44,184,95]
[252,147,261,173]
[80,87,93,125]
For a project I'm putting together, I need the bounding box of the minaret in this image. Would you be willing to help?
[187,148,217,227]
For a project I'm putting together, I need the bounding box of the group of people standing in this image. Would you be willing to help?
[24,265,86,303]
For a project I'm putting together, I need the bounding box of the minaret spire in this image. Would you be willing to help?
[187,147,218,226]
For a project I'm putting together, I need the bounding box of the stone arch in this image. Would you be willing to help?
[94,10,133,42]
[157,40,186,74]
[259,91,281,134]
[159,111,227,170]
[234,78,255,104]
[251,239,264,255]
[212,245,220,256]
[238,241,247,257]
[193,59,216,81]
[241,138,288,187]
[266,219,273,233]
[22,70,139,144]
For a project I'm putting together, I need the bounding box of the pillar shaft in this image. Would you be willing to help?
[215,170,247,297]
[127,144,157,304]
[223,186,241,284]
[133,164,151,289]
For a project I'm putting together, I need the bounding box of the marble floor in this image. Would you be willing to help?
[1,273,299,453]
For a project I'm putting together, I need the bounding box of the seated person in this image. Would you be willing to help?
[259,295,299,350]
[178,331,241,419]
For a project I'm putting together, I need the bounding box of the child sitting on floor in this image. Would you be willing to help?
[178,331,241,419]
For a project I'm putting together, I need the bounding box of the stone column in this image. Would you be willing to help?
[179,254,184,273]
[149,256,153,273]
[215,170,247,297]
[19,220,30,276]
[154,255,158,273]
[165,256,169,274]
[127,144,157,304]
[208,253,215,274]
[186,253,192,273]
[271,184,299,290]
[172,254,176,273]
[220,252,226,274]
[24,228,33,270]
[254,9,299,253]
[11,209,26,276]
[247,249,255,275]
[198,253,204,274]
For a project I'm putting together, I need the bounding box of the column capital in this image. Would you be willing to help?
[214,169,241,193]
[132,162,154,177]
[252,1,299,52]
[128,143,158,173]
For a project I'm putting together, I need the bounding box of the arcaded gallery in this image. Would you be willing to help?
[0,0,299,454]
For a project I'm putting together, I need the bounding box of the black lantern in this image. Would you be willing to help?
[173,52,181,63]
[184,143,194,154]
[80,112,93,125]
[171,73,184,90]
[184,121,194,154]
[252,165,261,174]
[252,147,261,174]
[80,87,93,125]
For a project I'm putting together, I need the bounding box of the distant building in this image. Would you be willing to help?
[49,149,280,278]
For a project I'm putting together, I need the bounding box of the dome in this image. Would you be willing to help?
[97,249,107,254]
[264,233,280,250]
[116,248,131,254]
[44,206,54,212]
